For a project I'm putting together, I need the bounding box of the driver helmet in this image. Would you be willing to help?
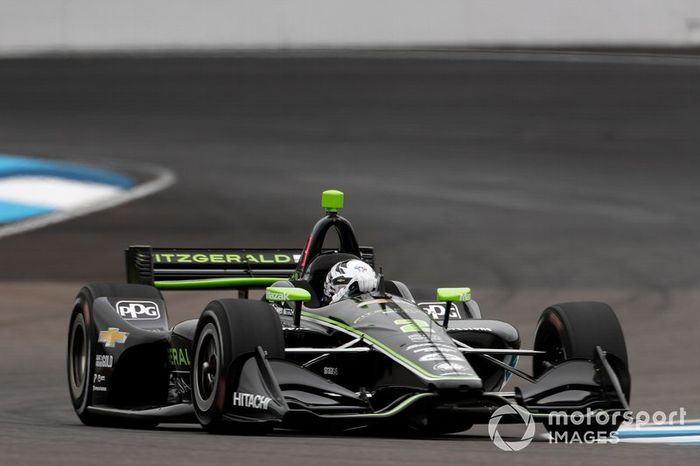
[323,259,377,303]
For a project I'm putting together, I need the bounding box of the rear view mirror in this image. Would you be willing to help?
[436,287,471,302]
[436,287,471,328]
[265,287,311,303]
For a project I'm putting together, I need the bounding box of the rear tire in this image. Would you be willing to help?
[192,299,284,434]
[67,283,162,428]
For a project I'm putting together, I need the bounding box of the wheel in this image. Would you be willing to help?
[533,301,628,383]
[533,302,630,438]
[67,308,91,420]
[192,299,284,434]
[67,283,162,428]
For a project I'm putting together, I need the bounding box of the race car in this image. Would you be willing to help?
[67,190,631,435]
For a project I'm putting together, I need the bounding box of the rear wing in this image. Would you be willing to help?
[125,245,375,290]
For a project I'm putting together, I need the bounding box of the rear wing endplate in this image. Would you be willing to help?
[125,245,375,290]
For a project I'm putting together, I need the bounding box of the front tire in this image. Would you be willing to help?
[533,301,630,438]
[192,299,284,434]
[533,301,628,384]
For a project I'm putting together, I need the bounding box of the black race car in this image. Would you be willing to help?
[67,190,631,435]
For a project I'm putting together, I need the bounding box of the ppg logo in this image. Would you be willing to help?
[116,301,161,320]
[419,302,461,320]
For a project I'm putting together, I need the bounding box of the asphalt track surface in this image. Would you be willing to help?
[1,52,700,464]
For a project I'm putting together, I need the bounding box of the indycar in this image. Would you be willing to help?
[67,190,631,435]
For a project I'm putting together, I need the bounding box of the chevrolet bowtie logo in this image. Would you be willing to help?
[98,328,129,348]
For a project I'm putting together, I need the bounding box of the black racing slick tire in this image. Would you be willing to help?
[67,283,162,428]
[533,301,630,398]
[192,299,284,435]
[533,302,630,439]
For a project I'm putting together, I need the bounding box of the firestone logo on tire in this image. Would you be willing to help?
[488,404,536,451]
[116,301,161,320]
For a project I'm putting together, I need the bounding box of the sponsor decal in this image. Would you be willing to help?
[420,302,461,320]
[406,343,433,351]
[419,352,464,362]
[93,373,107,392]
[412,346,455,353]
[266,290,289,302]
[408,333,444,342]
[394,319,430,333]
[153,252,297,265]
[232,392,272,410]
[273,303,294,316]
[449,327,493,332]
[406,343,460,353]
[323,366,339,376]
[408,334,428,342]
[350,262,371,273]
[116,300,160,320]
[433,362,469,372]
[98,328,129,348]
[167,347,191,366]
[95,354,113,368]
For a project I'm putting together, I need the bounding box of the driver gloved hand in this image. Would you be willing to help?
[330,272,378,303]
[354,271,378,293]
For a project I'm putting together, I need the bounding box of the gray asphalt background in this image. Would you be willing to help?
[1,53,699,464]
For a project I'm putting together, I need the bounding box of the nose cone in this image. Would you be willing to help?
[428,376,483,391]
[348,299,484,385]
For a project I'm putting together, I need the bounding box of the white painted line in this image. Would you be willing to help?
[0,176,123,210]
[0,165,176,239]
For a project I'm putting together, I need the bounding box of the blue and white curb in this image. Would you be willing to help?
[613,420,700,445]
[0,154,175,238]
[0,155,133,224]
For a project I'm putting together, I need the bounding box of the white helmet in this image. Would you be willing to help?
[323,259,377,303]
